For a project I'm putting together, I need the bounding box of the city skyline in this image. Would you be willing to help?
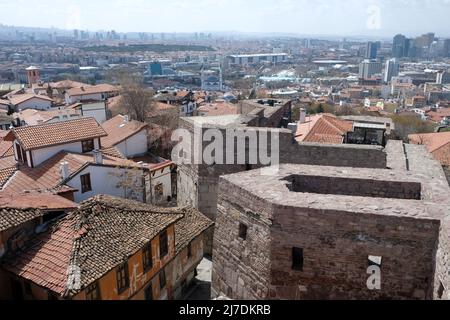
[1,0,450,38]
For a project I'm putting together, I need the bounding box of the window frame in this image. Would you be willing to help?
[81,139,95,153]
[292,247,304,271]
[159,230,169,258]
[85,282,101,300]
[116,262,130,294]
[80,173,92,194]
[238,223,248,241]
[142,242,153,273]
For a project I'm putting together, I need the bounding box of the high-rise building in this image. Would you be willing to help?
[444,39,450,58]
[359,59,382,79]
[384,58,399,83]
[149,62,163,76]
[365,42,378,59]
[436,71,450,85]
[392,34,410,58]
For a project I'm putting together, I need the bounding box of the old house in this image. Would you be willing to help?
[0,195,212,300]
[0,192,77,259]
[9,94,54,111]
[11,117,107,168]
[101,115,149,159]
[65,84,119,104]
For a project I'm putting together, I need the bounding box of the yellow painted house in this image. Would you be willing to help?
[0,195,212,300]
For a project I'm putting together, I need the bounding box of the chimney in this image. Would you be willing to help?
[123,115,129,123]
[299,108,307,124]
[60,161,69,180]
[93,149,103,165]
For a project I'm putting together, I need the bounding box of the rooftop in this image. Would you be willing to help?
[12,117,107,151]
[101,115,148,148]
[220,161,449,222]
[296,114,353,144]
[2,195,212,297]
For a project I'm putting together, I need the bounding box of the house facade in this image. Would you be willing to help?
[0,195,213,300]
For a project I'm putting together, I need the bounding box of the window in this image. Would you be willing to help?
[82,139,95,153]
[116,262,129,294]
[159,230,168,258]
[24,282,32,296]
[80,174,92,194]
[155,183,164,200]
[438,282,445,299]
[239,223,248,240]
[85,282,101,300]
[292,247,304,271]
[187,242,192,259]
[142,242,153,272]
[159,270,166,289]
[144,283,153,300]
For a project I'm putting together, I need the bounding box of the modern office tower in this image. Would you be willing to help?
[393,34,410,58]
[384,58,399,83]
[365,42,378,59]
[359,59,382,79]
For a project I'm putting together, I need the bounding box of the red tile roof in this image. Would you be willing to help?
[101,115,148,148]
[12,117,107,151]
[66,84,118,97]
[0,206,44,233]
[3,195,188,296]
[2,151,143,194]
[9,94,54,106]
[296,114,353,144]
[409,132,450,153]
[197,102,238,116]
[0,191,77,211]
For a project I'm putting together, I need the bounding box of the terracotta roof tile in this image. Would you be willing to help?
[197,102,238,116]
[296,114,353,144]
[0,191,77,211]
[0,205,43,232]
[66,84,118,97]
[101,115,148,148]
[9,94,54,106]
[100,146,125,159]
[2,195,185,296]
[12,117,107,151]
[409,132,450,153]
[2,151,142,194]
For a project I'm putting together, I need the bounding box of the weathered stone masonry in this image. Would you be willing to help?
[212,144,450,300]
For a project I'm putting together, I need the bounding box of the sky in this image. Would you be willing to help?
[1,0,450,37]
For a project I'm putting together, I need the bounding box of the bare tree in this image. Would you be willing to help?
[115,73,155,123]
